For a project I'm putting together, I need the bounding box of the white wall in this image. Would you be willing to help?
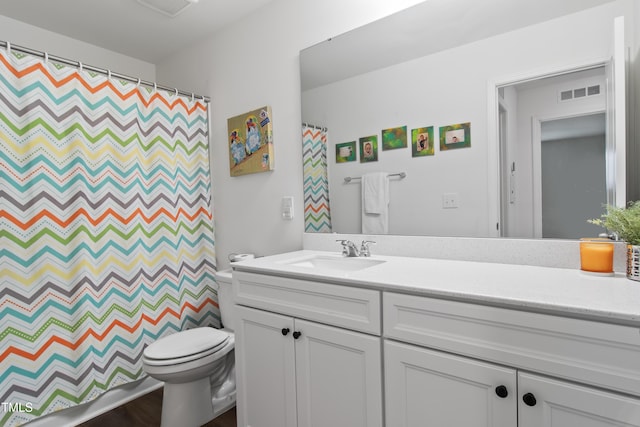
[302,1,632,238]
[155,0,425,270]
[0,15,155,81]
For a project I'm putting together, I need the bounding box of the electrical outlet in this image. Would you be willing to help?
[442,193,459,209]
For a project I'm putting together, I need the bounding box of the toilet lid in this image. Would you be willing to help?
[144,327,229,360]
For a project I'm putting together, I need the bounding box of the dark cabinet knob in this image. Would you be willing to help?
[522,392,537,407]
[293,331,302,339]
[495,385,508,398]
[281,328,290,336]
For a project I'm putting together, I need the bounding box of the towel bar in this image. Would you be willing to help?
[344,172,406,183]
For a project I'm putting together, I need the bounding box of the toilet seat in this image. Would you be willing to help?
[143,327,230,366]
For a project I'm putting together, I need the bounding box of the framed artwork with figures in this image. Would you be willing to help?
[227,105,274,176]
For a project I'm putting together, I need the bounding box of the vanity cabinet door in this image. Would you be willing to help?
[235,305,384,427]
[518,372,640,427]
[385,340,517,427]
[235,305,297,427]
[294,319,383,427]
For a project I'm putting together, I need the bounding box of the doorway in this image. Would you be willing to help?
[498,66,611,238]
[539,113,606,239]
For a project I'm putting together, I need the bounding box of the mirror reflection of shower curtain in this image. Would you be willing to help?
[302,124,332,232]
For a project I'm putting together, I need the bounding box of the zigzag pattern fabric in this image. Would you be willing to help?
[0,50,218,426]
[302,125,331,232]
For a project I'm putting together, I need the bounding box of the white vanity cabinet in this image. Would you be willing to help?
[384,292,640,427]
[233,270,383,427]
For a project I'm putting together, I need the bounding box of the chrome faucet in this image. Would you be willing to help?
[336,240,376,257]
[337,240,360,257]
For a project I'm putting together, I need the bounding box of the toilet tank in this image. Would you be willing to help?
[215,269,235,331]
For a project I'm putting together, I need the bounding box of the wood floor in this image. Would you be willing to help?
[77,388,237,427]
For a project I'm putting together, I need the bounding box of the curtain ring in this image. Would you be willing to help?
[153,82,157,92]
[136,78,141,87]
[6,42,11,55]
[174,88,178,96]
[191,93,195,102]
[107,69,111,80]
[43,52,48,63]
[78,61,83,72]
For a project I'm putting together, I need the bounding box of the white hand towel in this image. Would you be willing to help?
[362,172,389,234]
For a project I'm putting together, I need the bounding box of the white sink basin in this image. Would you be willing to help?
[282,255,385,273]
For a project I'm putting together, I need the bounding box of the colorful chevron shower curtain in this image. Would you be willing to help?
[0,49,218,426]
[302,125,332,232]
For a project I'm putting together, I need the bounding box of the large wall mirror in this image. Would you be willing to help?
[300,0,636,239]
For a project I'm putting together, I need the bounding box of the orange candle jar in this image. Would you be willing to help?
[580,238,614,273]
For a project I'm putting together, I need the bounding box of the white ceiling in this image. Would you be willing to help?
[0,0,619,68]
[0,0,274,63]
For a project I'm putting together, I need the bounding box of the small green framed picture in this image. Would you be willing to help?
[381,125,407,150]
[359,135,378,163]
[336,141,356,163]
[440,122,471,150]
[411,126,434,157]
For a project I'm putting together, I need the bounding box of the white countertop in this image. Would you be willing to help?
[231,250,640,325]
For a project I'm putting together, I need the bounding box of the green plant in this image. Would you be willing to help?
[589,202,640,246]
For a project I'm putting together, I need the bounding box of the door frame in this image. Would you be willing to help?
[531,110,606,238]
[487,59,610,237]
[488,16,627,237]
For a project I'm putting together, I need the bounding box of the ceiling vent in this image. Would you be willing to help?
[559,84,601,102]
[136,0,198,18]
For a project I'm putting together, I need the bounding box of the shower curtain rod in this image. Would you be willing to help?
[0,40,210,103]
[303,122,328,131]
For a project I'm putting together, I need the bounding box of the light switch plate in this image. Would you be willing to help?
[282,196,294,220]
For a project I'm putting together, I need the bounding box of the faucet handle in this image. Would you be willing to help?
[336,239,359,257]
[336,239,351,248]
[360,240,376,257]
[336,239,351,256]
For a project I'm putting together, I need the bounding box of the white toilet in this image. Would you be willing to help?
[142,270,236,427]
